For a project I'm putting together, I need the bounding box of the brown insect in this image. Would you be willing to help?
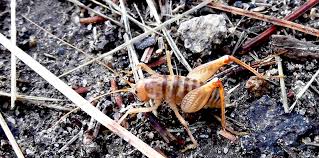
[118,52,264,150]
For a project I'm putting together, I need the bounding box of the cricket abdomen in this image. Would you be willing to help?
[143,75,203,104]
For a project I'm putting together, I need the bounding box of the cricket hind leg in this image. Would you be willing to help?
[209,79,226,130]
[181,78,226,130]
[187,55,264,82]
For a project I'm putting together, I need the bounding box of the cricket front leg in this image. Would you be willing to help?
[166,50,174,76]
[187,55,264,82]
[137,63,157,75]
[137,49,174,76]
[118,100,161,124]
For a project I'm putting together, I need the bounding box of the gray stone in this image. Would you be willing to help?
[178,14,227,53]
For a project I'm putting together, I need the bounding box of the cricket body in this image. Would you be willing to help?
[119,54,264,150]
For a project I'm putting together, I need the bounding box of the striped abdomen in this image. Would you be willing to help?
[142,75,220,107]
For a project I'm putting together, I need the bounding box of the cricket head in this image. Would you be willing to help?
[133,80,150,102]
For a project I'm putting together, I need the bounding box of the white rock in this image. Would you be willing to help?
[178,14,227,53]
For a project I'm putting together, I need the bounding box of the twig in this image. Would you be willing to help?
[144,112,180,144]
[146,0,192,71]
[79,16,107,24]
[289,68,319,112]
[208,2,319,37]
[83,101,103,144]
[67,0,122,27]
[10,0,17,109]
[0,33,164,158]
[140,47,154,63]
[73,86,89,95]
[272,35,319,60]
[83,101,113,144]
[0,112,25,158]
[110,79,123,108]
[241,0,319,53]
[275,56,289,113]
[147,56,167,68]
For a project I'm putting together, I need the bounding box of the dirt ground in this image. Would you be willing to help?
[0,0,319,157]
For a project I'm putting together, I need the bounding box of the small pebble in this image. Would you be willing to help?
[223,147,229,154]
[66,127,73,133]
[29,35,37,48]
[82,79,88,87]
[0,140,8,147]
[298,108,306,115]
[251,6,266,12]
[147,132,154,139]
[199,134,209,138]
[178,14,227,53]
[7,117,16,125]
[134,36,156,50]
[87,24,92,30]
[233,1,243,8]
[57,48,65,56]
[303,137,311,143]
[26,149,35,155]
[3,102,9,109]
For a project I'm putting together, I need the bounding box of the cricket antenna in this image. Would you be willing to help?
[92,88,133,101]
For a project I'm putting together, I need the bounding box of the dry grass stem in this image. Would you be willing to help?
[0,112,25,158]
[89,0,161,34]
[275,56,289,113]
[58,130,83,153]
[310,85,319,96]
[0,91,67,102]
[133,3,146,31]
[289,68,319,112]
[209,2,319,37]
[10,0,17,109]
[120,0,144,80]
[51,107,81,129]
[146,0,192,71]
[304,142,319,147]
[59,0,212,77]
[0,33,164,158]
